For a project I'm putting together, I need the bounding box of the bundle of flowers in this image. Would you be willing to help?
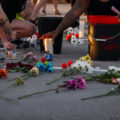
[36,57,54,72]
[86,69,120,84]
[78,54,94,66]
[0,67,40,94]
[46,60,93,85]
[6,62,34,73]
[18,76,86,100]
[10,58,54,85]
[56,76,86,92]
[66,33,83,45]
[66,33,74,42]
[26,32,39,44]
[66,27,84,46]
[0,69,8,78]
[22,52,38,63]
[108,66,120,72]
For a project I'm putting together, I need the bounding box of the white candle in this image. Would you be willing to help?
[44,38,53,54]
[79,21,85,38]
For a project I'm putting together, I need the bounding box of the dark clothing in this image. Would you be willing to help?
[0,0,26,22]
[88,0,120,15]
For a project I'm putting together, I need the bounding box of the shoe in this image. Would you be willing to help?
[54,10,61,15]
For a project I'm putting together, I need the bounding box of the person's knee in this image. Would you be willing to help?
[26,23,36,35]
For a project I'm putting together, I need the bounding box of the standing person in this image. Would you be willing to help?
[42,0,61,15]
[0,0,36,49]
[41,0,120,41]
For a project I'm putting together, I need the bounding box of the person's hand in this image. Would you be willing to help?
[10,31,17,41]
[40,31,57,44]
[3,41,16,49]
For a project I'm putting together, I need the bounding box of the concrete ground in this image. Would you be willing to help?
[0,3,120,120]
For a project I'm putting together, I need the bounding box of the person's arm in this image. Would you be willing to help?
[0,4,12,37]
[0,4,16,48]
[54,0,90,37]
[41,0,90,40]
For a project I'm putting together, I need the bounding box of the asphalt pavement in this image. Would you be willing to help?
[0,3,120,120]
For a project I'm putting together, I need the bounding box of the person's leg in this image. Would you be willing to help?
[11,19,36,40]
[31,0,38,4]
[53,0,61,15]
[42,0,47,14]
[20,0,34,21]
[31,0,46,21]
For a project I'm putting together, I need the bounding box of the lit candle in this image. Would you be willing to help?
[79,21,85,38]
[44,38,53,54]
[8,51,11,59]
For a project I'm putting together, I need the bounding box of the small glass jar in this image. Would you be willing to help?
[0,48,7,68]
[7,49,16,59]
[42,51,53,61]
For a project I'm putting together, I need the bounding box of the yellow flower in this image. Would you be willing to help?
[78,54,94,66]
[88,60,94,66]
[30,67,39,76]
[16,77,24,85]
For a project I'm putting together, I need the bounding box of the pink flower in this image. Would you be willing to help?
[78,79,86,89]
[77,76,83,81]
[68,80,78,89]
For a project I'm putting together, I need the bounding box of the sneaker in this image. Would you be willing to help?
[54,10,61,15]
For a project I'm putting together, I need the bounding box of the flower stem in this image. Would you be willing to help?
[18,88,56,100]
[46,76,63,85]
[0,75,30,93]
[81,93,110,100]
[0,96,18,102]
[81,85,120,100]
[7,73,29,82]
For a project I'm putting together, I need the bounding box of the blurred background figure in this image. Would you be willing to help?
[30,0,46,23]
[30,0,61,24]
[42,0,61,15]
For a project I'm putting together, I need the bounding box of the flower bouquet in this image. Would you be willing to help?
[78,54,94,66]
[6,62,34,73]
[46,60,93,85]
[18,76,86,100]
[0,68,8,79]
[22,52,38,63]
[85,69,120,84]
[9,58,54,83]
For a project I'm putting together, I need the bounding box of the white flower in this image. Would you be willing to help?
[30,67,39,76]
[67,27,74,34]
[116,78,120,84]
[71,61,93,73]
[108,66,120,72]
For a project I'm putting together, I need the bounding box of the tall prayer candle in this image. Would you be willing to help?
[44,38,53,54]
